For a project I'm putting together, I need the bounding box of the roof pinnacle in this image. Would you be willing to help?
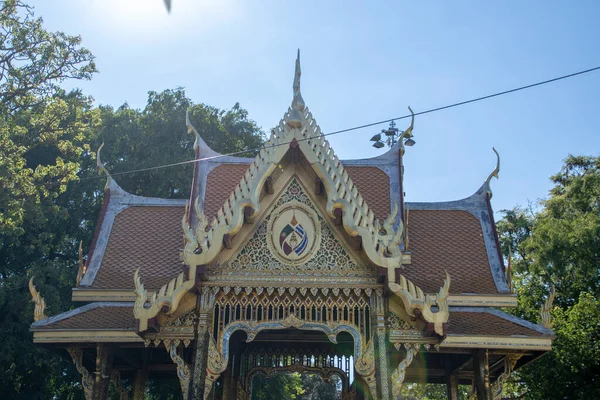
[485,147,500,198]
[287,49,305,129]
[96,143,113,190]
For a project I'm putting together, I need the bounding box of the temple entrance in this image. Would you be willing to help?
[227,329,361,400]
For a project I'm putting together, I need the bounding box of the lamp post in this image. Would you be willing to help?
[370,107,415,150]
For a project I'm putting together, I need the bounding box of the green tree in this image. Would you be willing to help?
[251,373,305,400]
[0,1,97,397]
[497,155,600,399]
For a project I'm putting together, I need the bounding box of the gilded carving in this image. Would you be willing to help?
[28,277,47,322]
[76,240,86,286]
[388,270,451,336]
[204,334,227,400]
[167,342,191,399]
[134,266,196,332]
[492,354,522,400]
[485,147,501,198]
[540,287,555,328]
[182,52,408,272]
[391,343,420,399]
[354,337,378,400]
[68,348,93,400]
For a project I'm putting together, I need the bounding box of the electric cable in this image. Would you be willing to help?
[78,64,600,182]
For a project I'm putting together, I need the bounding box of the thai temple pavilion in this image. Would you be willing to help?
[29,52,554,400]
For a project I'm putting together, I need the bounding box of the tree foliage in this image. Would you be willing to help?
[497,155,600,399]
[0,2,263,398]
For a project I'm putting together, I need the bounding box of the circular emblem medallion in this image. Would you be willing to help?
[267,201,321,264]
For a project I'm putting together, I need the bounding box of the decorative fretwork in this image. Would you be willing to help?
[391,343,420,399]
[68,348,93,400]
[28,277,47,322]
[216,179,373,280]
[240,346,353,380]
[211,286,372,345]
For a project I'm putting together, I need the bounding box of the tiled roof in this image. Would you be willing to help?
[203,164,391,220]
[204,164,250,219]
[33,304,547,338]
[344,166,390,220]
[89,206,184,290]
[448,311,545,337]
[33,304,135,331]
[403,210,499,294]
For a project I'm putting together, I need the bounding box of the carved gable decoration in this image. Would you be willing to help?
[213,179,374,281]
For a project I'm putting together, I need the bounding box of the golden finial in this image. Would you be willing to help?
[485,147,500,198]
[186,109,202,151]
[96,143,113,190]
[540,286,555,328]
[28,277,47,322]
[76,240,86,286]
[292,49,305,111]
[287,49,304,129]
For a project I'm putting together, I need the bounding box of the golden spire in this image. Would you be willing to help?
[28,277,47,322]
[287,49,304,128]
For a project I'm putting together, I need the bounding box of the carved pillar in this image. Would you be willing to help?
[473,349,491,400]
[372,291,390,400]
[92,344,113,400]
[68,348,94,400]
[191,288,215,400]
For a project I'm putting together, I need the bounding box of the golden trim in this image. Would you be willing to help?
[33,330,143,344]
[441,335,552,351]
[71,289,139,302]
[447,294,518,307]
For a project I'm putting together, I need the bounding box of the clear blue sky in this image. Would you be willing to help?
[29,0,600,215]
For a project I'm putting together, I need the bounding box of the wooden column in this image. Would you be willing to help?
[132,368,148,399]
[92,344,113,400]
[446,373,459,400]
[444,357,459,400]
[473,349,492,400]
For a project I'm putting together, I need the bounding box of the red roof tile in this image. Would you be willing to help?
[204,164,250,219]
[90,206,184,290]
[403,210,499,294]
[345,166,390,219]
[448,311,544,336]
[34,306,135,330]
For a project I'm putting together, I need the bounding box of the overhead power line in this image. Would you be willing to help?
[80,64,600,182]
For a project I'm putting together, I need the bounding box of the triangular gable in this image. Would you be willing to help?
[210,178,376,284]
[134,52,451,336]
